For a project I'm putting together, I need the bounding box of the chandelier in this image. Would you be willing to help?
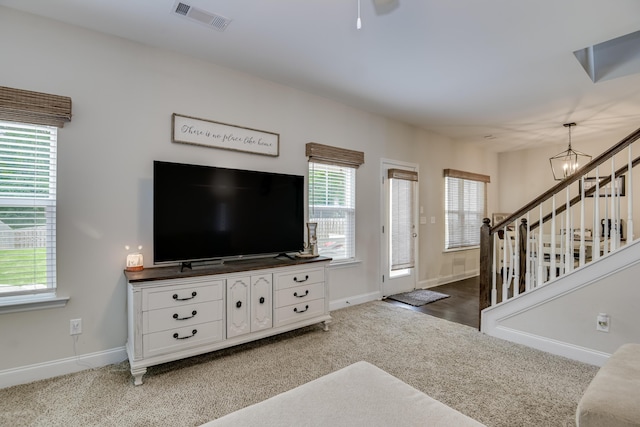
[549,122,591,181]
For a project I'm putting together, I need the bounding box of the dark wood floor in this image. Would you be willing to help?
[384,276,480,329]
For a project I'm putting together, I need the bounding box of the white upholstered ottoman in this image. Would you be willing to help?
[202,361,485,426]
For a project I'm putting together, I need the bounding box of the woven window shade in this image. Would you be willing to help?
[443,168,490,183]
[306,142,364,168]
[0,86,72,128]
[388,168,418,181]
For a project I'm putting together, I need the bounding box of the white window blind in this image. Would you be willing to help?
[444,169,489,250]
[308,163,356,261]
[0,121,57,298]
[389,169,417,270]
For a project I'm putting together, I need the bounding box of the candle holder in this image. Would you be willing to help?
[125,245,144,272]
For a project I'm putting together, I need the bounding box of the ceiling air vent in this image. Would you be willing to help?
[174,2,190,16]
[171,1,232,32]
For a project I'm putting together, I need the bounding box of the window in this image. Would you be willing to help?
[444,169,490,250]
[0,121,57,298]
[309,163,356,261]
[388,169,418,273]
[306,142,364,263]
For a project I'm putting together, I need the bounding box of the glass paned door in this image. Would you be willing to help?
[381,160,418,297]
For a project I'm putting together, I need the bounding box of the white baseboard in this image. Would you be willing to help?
[419,278,440,288]
[419,270,479,289]
[331,272,480,309]
[0,346,127,389]
[330,291,381,311]
[488,326,610,367]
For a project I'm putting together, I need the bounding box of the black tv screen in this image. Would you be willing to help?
[153,161,304,264]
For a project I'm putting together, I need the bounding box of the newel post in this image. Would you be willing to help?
[479,217,493,329]
[518,218,527,294]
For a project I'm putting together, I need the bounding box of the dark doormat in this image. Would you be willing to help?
[386,289,450,307]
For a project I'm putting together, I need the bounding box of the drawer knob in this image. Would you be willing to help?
[236,301,242,308]
[173,291,197,301]
[293,275,309,283]
[294,290,309,298]
[259,296,265,304]
[173,310,197,320]
[294,305,309,314]
[173,329,197,340]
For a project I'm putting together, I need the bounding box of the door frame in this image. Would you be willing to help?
[380,158,419,297]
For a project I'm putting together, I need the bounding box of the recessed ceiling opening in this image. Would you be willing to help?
[574,30,640,83]
[171,1,232,32]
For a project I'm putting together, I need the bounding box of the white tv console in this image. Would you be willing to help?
[124,256,331,385]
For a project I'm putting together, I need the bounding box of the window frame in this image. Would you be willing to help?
[308,162,357,263]
[0,120,61,310]
[388,169,418,272]
[443,169,490,251]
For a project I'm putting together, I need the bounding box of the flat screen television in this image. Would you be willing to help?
[153,161,304,265]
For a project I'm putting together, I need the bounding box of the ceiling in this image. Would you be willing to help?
[2,0,640,152]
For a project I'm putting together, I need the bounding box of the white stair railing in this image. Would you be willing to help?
[481,127,640,309]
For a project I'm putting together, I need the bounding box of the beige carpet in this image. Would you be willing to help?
[0,301,598,427]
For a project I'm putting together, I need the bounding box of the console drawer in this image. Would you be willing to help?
[143,280,224,311]
[275,282,324,308]
[274,298,325,328]
[143,300,223,334]
[143,321,223,358]
[274,268,324,290]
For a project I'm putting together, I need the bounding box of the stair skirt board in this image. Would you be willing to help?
[482,239,640,366]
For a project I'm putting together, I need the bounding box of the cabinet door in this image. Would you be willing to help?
[226,277,250,338]
[251,274,272,332]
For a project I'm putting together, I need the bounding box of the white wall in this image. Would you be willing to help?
[502,258,640,356]
[483,240,640,365]
[415,135,499,286]
[497,129,640,239]
[0,7,498,377]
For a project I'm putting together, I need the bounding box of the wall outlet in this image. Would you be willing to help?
[70,318,82,335]
[596,313,609,332]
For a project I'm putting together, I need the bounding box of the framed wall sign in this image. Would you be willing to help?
[172,113,279,157]
[580,176,625,197]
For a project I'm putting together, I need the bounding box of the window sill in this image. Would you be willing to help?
[443,246,480,253]
[0,294,69,314]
